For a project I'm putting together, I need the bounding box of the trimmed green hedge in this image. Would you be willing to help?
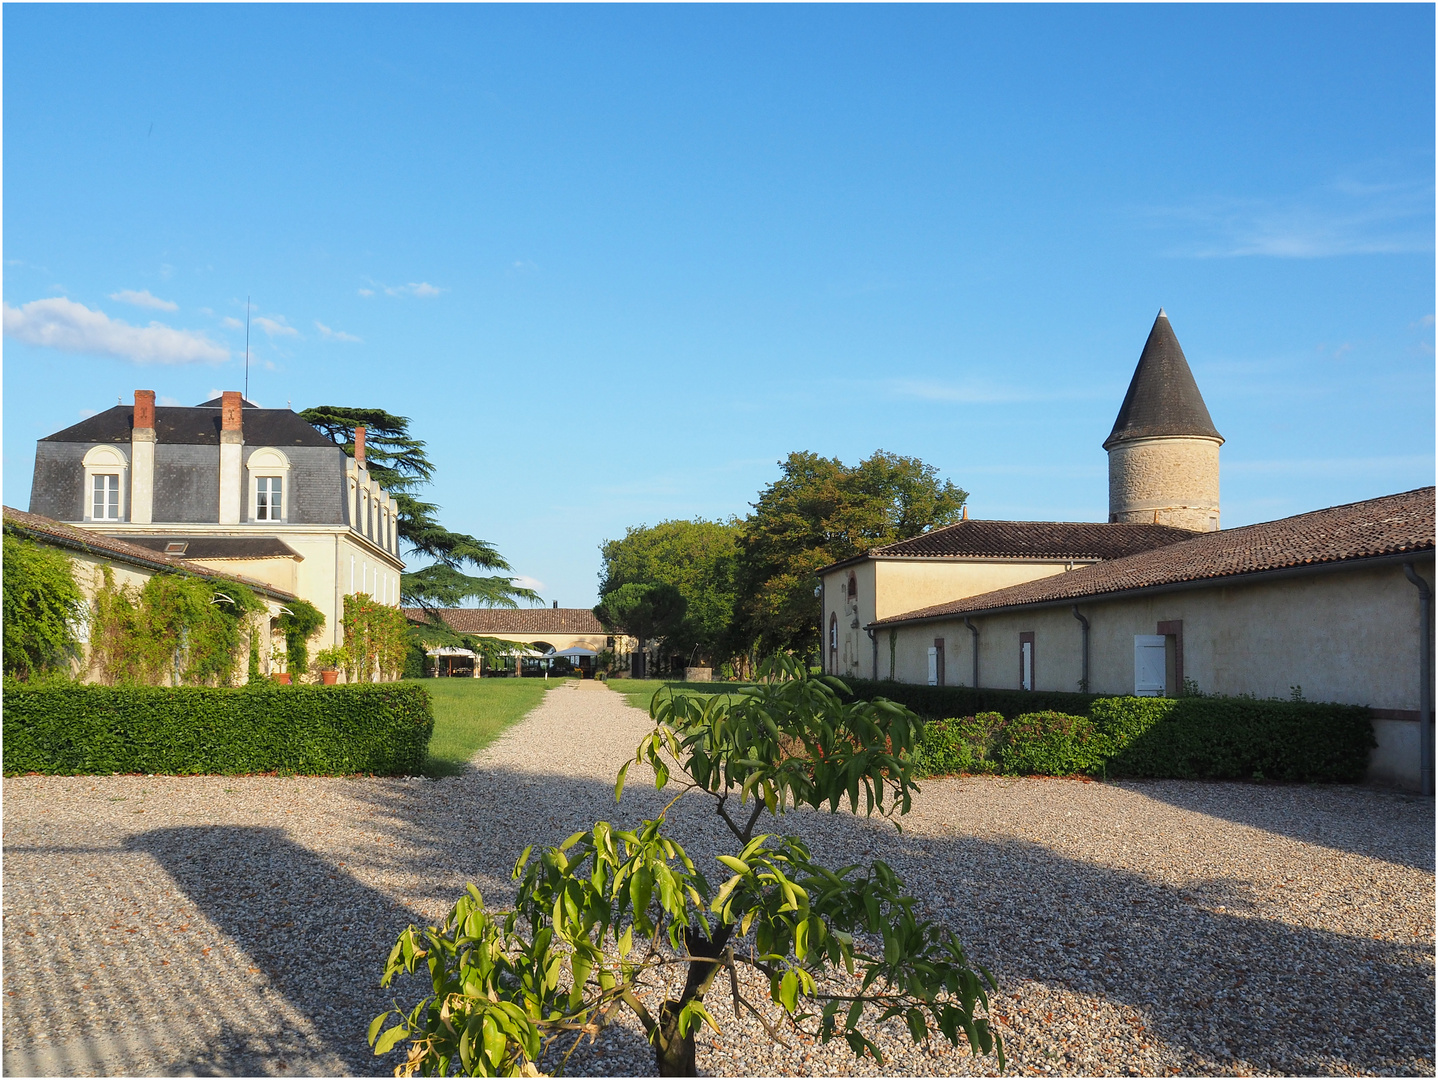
[842,680,1099,723]
[3,682,434,776]
[847,681,1376,784]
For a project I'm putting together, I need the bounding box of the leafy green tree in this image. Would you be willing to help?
[2,531,85,681]
[733,451,968,658]
[593,583,687,678]
[300,407,539,612]
[372,658,1003,1077]
[597,519,740,665]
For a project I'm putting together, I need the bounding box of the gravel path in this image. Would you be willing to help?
[4,680,1433,1077]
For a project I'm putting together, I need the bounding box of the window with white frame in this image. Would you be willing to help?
[254,476,283,520]
[92,474,121,519]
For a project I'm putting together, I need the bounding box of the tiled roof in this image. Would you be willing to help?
[403,607,607,634]
[871,519,1197,561]
[121,536,303,561]
[40,405,334,448]
[873,487,1436,626]
[3,507,297,600]
[1104,310,1222,448]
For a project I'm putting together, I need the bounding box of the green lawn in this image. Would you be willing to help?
[409,677,573,777]
[604,679,751,716]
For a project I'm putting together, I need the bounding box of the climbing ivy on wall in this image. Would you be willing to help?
[88,567,266,686]
[2,531,85,681]
[278,598,326,677]
[342,593,409,682]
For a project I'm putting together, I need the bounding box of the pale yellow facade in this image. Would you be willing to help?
[60,547,295,683]
[88,524,401,652]
[821,557,1096,680]
[879,557,1434,789]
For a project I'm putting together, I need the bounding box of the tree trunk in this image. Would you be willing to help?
[654,1001,697,1076]
[648,926,731,1077]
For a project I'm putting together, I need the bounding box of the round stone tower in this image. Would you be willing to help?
[1105,310,1223,532]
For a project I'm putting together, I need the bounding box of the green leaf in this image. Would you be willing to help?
[372,1024,410,1056]
[615,760,631,802]
[778,969,799,1013]
[716,855,751,875]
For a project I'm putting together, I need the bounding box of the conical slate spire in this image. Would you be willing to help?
[1103,310,1223,450]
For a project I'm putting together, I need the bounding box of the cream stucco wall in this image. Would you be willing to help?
[87,524,404,653]
[821,557,1093,680]
[1107,436,1221,532]
[881,558,1434,789]
[62,548,291,683]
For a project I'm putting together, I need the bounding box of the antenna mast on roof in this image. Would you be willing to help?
[244,297,251,402]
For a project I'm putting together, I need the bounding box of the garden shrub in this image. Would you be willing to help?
[2,531,84,681]
[2,681,434,776]
[915,712,1005,776]
[869,682,1375,784]
[996,711,1107,777]
[278,598,326,678]
[844,680,1097,724]
[1091,696,1375,783]
[343,593,409,682]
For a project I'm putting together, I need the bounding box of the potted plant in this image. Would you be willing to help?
[270,646,292,684]
[313,645,347,686]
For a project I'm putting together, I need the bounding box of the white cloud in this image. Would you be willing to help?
[3,296,229,365]
[359,279,445,298]
[253,315,298,338]
[1150,174,1434,259]
[511,575,545,592]
[109,288,178,311]
[158,395,184,407]
[315,320,362,343]
[221,316,244,329]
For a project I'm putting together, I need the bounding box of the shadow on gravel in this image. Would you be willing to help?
[1117,779,1436,872]
[127,823,655,1078]
[127,825,419,1077]
[335,767,1434,1076]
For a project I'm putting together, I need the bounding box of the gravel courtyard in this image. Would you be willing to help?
[4,680,1433,1077]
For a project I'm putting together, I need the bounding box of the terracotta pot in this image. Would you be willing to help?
[320,669,339,686]
[272,672,292,685]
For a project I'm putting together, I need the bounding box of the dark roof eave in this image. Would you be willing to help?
[868,548,1436,629]
[4,518,298,603]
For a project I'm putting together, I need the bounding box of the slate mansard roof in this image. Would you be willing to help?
[872,488,1436,626]
[122,536,304,561]
[1104,310,1223,449]
[403,607,608,635]
[41,401,335,448]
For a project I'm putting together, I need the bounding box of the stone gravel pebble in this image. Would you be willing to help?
[4,680,1432,1077]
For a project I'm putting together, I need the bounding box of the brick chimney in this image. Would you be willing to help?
[130,390,156,524]
[354,425,366,469]
[218,390,244,524]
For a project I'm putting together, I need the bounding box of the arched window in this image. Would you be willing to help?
[246,447,292,522]
[847,573,857,601]
[82,444,128,522]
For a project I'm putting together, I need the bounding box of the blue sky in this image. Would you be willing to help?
[5,4,1433,608]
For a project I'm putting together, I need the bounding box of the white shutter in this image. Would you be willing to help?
[1134,635,1167,696]
[1021,641,1033,691]
[927,647,938,686]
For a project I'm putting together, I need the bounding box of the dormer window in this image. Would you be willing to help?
[81,444,128,522]
[246,447,291,523]
[255,476,283,520]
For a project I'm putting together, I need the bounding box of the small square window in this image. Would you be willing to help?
[255,476,283,521]
[92,474,120,520]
